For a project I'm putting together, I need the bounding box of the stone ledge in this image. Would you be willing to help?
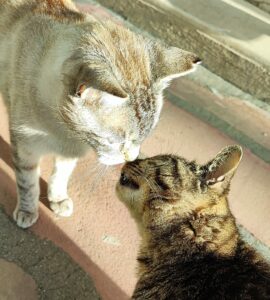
[167,65,270,163]
[246,0,270,14]
[94,0,270,103]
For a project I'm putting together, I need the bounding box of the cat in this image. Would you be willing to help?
[0,0,200,228]
[116,145,270,299]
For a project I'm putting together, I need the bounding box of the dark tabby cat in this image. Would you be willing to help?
[116,145,270,299]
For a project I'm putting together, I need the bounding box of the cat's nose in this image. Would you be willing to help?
[122,146,140,162]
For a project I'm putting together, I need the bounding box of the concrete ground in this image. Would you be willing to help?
[0,2,270,300]
[1,95,270,299]
[0,208,99,300]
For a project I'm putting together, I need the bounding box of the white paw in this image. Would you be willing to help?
[50,198,73,217]
[13,209,39,228]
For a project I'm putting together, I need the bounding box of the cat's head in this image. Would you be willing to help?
[116,146,242,228]
[61,22,200,165]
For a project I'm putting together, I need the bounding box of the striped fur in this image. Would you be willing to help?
[116,146,270,299]
[0,0,199,227]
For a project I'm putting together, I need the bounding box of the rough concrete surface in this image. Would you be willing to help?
[0,208,99,300]
[1,93,270,299]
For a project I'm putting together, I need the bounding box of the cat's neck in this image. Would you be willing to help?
[138,197,239,275]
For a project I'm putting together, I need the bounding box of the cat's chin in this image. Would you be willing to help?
[98,156,125,166]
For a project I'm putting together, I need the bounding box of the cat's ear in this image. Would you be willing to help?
[75,83,127,107]
[200,145,243,194]
[63,54,128,100]
[150,43,201,84]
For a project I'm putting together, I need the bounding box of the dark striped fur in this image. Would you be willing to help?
[116,146,270,299]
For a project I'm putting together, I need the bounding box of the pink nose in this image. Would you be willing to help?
[124,151,139,162]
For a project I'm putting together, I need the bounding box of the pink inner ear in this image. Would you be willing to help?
[76,84,86,97]
[207,151,242,181]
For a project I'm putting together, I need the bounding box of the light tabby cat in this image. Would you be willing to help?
[0,0,200,228]
[117,146,270,299]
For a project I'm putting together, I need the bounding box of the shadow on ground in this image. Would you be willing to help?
[0,136,129,300]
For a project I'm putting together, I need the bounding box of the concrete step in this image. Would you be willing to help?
[246,0,270,14]
[168,68,270,163]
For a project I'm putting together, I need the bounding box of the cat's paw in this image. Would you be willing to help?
[50,198,73,217]
[13,209,39,228]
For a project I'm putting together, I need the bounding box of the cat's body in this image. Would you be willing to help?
[116,146,270,299]
[0,0,199,228]
[134,226,270,300]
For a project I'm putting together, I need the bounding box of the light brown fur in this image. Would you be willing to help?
[0,0,199,228]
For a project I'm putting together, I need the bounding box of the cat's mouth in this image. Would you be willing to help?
[98,155,125,166]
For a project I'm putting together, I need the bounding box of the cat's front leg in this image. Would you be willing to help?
[11,139,41,228]
[48,156,77,217]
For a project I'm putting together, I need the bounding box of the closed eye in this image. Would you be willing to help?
[120,173,139,189]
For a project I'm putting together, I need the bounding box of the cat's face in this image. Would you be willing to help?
[116,146,242,226]
[62,84,164,165]
[61,23,200,165]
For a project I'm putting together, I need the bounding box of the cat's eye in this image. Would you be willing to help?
[120,173,139,189]
[120,173,129,185]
